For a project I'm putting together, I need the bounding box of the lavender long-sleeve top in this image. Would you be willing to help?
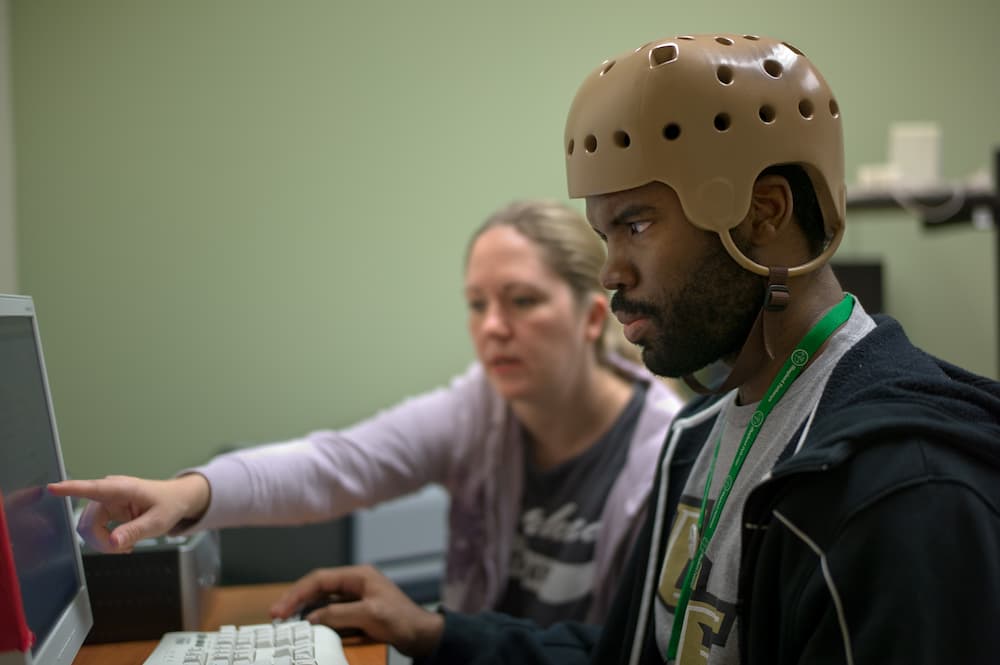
[181,355,684,623]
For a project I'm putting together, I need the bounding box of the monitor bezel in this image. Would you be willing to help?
[0,294,93,665]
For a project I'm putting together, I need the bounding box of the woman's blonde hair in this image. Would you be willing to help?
[467,199,626,363]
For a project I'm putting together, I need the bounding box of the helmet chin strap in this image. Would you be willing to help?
[682,266,790,395]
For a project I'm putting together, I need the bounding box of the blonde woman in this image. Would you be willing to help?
[52,200,685,627]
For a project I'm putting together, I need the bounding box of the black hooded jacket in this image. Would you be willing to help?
[420,315,1000,664]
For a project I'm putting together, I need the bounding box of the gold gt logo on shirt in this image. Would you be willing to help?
[657,498,738,664]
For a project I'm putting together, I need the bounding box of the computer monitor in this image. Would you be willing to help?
[0,294,92,665]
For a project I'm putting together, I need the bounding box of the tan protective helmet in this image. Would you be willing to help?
[564,34,845,277]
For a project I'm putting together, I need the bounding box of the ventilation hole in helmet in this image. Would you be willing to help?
[584,135,598,153]
[829,99,840,118]
[743,35,760,40]
[613,130,631,148]
[783,41,805,56]
[663,123,681,140]
[763,59,783,78]
[677,35,695,40]
[635,41,654,52]
[714,113,731,132]
[567,139,575,156]
[758,105,776,124]
[717,65,734,85]
[715,36,734,46]
[798,99,815,119]
[601,60,616,76]
[650,44,678,67]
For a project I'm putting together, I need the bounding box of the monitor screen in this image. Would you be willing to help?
[0,295,92,665]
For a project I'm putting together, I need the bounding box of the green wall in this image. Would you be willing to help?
[10,1,1000,480]
[0,0,15,294]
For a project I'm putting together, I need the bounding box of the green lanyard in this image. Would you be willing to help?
[666,293,855,660]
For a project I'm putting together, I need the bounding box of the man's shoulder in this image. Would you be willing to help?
[782,313,1000,486]
[821,314,1000,414]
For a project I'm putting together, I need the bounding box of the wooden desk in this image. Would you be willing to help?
[73,583,387,665]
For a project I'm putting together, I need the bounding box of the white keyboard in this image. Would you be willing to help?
[141,621,350,665]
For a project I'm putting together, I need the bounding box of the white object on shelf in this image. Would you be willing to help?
[888,122,941,188]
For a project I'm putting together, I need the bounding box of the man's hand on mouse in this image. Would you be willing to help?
[269,564,444,658]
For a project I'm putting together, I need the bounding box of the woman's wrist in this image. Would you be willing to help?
[175,473,211,522]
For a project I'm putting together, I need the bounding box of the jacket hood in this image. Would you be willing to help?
[785,314,1000,471]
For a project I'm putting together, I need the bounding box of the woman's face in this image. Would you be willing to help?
[464,225,604,403]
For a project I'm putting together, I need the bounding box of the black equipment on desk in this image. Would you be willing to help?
[81,530,220,644]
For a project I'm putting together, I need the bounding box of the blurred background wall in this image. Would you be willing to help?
[0,1,15,294]
[5,0,999,480]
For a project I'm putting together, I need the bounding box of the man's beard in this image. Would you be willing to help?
[611,237,765,378]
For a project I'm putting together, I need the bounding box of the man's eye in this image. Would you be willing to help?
[467,300,486,313]
[628,221,652,235]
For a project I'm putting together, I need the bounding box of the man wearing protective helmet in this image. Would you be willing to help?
[407,34,1000,665]
[557,34,985,665]
[226,35,1000,665]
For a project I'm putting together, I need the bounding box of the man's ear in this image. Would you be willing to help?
[747,175,794,246]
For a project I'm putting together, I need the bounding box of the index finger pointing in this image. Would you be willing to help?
[47,478,133,503]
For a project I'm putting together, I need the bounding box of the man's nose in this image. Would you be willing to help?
[601,246,635,292]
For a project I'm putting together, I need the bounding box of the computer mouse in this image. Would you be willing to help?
[296,593,364,638]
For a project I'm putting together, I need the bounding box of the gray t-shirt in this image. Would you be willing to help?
[653,300,876,663]
[495,382,647,626]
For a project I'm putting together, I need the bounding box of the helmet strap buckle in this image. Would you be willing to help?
[763,267,790,312]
